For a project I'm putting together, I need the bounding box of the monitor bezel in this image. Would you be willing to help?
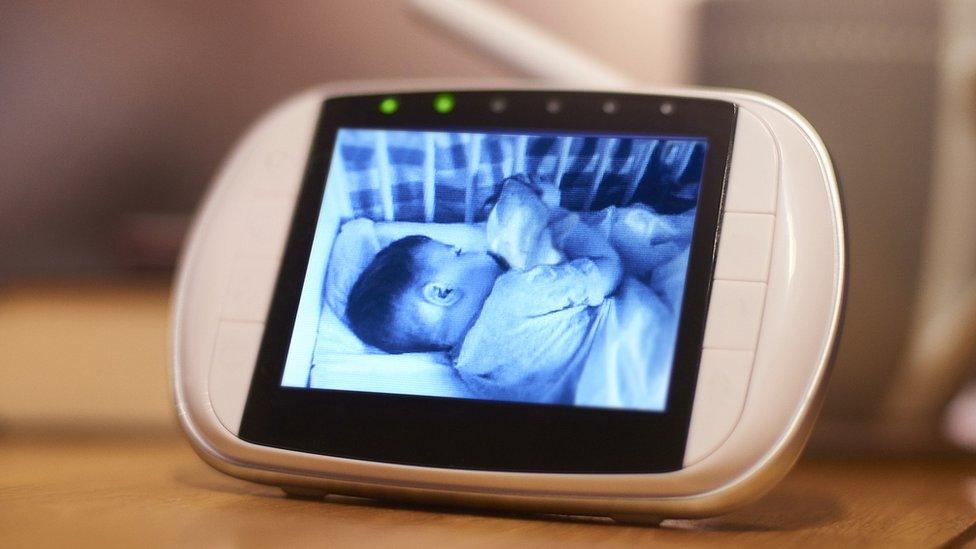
[238,90,736,474]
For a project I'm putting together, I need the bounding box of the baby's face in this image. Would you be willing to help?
[409,240,502,348]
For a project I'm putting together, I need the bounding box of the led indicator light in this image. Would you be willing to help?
[433,93,455,114]
[379,97,399,114]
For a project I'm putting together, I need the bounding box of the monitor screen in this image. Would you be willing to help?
[239,92,735,472]
[279,127,708,412]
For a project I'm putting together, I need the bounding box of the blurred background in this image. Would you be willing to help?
[2,0,975,455]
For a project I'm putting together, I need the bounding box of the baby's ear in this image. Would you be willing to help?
[422,282,461,307]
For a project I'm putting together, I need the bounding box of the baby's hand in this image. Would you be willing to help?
[486,176,564,270]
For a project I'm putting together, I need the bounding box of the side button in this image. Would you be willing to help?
[221,251,281,322]
[703,280,766,350]
[243,191,295,255]
[714,213,775,282]
[684,349,754,466]
[724,108,779,214]
[209,321,264,435]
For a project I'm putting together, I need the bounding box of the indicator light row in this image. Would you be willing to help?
[376,94,675,116]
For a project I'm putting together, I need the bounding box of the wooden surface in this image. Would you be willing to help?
[0,432,974,548]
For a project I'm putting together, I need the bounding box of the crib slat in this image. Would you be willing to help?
[621,140,657,205]
[554,137,573,187]
[582,138,617,211]
[464,134,483,223]
[374,131,395,221]
[514,135,529,174]
[330,136,355,219]
[423,133,436,222]
[502,138,514,176]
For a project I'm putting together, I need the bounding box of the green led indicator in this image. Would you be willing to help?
[433,93,455,114]
[379,97,399,114]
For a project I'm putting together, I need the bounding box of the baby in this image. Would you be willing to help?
[346,177,622,403]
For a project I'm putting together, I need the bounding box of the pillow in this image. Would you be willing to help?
[309,351,471,398]
[315,286,371,356]
[323,218,489,320]
[323,218,381,321]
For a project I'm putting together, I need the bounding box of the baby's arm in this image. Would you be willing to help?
[559,218,623,298]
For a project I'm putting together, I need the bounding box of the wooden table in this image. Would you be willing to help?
[2,431,974,548]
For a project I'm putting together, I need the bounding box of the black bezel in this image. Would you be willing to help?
[239,90,736,474]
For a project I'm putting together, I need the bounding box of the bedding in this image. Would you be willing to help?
[309,301,474,397]
[313,202,691,408]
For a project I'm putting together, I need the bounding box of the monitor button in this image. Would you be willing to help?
[703,280,765,350]
[714,213,775,282]
[252,149,304,196]
[684,349,754,465]
[209,320,264,434]
[243,191,294,254]
[725,109,779,214]
[221,251,281,322]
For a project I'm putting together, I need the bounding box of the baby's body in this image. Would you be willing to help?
[453,179,624,403]
[453,257,613,403]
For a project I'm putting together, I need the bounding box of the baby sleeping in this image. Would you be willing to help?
[346,176,672,405]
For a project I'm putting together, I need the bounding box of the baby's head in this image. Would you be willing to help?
[346,235,502,354]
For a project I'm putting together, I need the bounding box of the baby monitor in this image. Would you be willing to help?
[171,81,845,522]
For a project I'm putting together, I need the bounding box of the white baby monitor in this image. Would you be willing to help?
[171,81,845,522]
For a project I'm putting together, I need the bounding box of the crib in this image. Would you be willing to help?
[330,129,706,224]
[279,128,707,396]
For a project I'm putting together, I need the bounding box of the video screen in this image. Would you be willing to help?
[280,128,707,412]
